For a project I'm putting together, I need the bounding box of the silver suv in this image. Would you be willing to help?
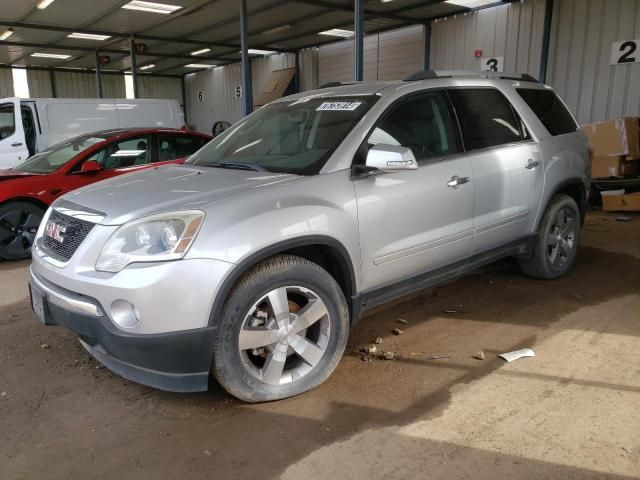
[29,72,590,402]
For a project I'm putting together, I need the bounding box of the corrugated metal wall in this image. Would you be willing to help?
[299,47,319,92]
[317,25,425,84]
[185,52,301,133]
[50,71,126,98]
[0,69,14,97]
[547,0,640,124]
[430,0,546,78]
[26,70,53,97]
[137,75,183,103]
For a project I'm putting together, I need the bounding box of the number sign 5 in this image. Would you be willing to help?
[611,39,639,65]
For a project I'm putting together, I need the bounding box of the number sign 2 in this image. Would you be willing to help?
[481,56,504,72]
[611,39,639,65]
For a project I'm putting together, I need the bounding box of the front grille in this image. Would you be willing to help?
[40,209,96,262]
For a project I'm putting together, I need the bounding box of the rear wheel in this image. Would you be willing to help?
[212,255,349,402]
[0,201,44,260]
[519,194,581,279]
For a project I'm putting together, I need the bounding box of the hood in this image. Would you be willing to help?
[62,164,299,225]
[0,169,42,181]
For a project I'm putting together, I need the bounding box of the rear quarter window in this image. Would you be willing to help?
[516,88,578,136]
[448,88,523,151]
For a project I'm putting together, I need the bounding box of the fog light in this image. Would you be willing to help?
[110,299,140,329]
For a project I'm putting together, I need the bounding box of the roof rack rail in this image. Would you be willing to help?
[318,81,356,89]
[403,70,539,83]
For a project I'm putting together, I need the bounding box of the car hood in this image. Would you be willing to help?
[62,164,299,225]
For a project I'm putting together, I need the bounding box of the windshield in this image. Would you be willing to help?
[12,134,107,174]
[188,96,378,175]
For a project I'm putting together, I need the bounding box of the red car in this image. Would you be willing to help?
[0,128,211,260]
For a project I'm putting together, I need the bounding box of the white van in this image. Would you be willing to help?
[0,97,185,168]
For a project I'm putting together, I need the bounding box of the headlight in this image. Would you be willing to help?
[96,210,205,273]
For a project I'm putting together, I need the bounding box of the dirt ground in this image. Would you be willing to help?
[1,211,639,480]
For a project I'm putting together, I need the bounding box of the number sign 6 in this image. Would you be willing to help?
[611,39,639,65]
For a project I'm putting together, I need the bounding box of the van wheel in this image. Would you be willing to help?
[212,255,349,402]
[0,201,44,260]
[519,194,581,279]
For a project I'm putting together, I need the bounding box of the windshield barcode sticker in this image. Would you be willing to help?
[316,101,362,111]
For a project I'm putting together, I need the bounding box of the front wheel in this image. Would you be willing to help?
[212,255,350,402]
[0,201,44,260]
[519,194,581,279]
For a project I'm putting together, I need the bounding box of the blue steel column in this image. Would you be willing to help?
[95,50,103,98]
[538,0,554,83]
[354,0,364,81]
[423,22,431,70]
[129,37,139,98]
[240,0,253,116]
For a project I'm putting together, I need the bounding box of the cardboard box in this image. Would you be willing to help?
[602,192,640,212]
[591,156,640,178]
[581,117,640,156]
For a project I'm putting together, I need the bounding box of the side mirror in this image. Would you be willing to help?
[365,144,418,172]
[80,160,103,174]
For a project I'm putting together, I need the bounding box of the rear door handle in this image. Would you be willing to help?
[11,142,23,147]
[447,175,471,188]
[525,158,540,169]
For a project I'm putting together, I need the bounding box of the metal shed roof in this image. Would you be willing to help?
[0,0,507,76]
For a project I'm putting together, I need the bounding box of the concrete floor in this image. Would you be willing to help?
[1,211,639,480]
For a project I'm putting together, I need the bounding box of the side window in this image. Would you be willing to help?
[368,91,458,161]
[449,88,523,151]
[0,103,16,140]
[86,135,152,170]
[516,88,578,136]
[158,134,209,162]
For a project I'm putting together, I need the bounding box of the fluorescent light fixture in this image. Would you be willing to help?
[67,32,111,41]
[121,1,181,14]
[246,49,276,55]
[124,74,135,99]
[139,64,155,70]
[262,24,292,35]
[0,29,13,41]
[184,63,215,68]
[319,29,354,38]
[190,48,211,55]
[445,0,499,8]
[37,0,55,9]
[31,52,72,59]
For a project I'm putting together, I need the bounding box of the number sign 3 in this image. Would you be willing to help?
[611,39,639,65]
[481,56,504,72]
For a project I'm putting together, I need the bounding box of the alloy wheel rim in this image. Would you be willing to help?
[0,209,41,257]
[547,207,576,268]
[238,286,330,386]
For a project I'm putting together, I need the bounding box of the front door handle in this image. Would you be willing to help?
[447,175,471,189]
[525,158,540,169]
[11,142,23,147]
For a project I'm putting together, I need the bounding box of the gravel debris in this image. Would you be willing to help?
[397,318,408,325]
[391,328,403,336]
[374,337,383,344]
[380,351,396,360]
[430,353,450,360]
[40,343,50,350]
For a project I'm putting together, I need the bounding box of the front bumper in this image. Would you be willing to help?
[29,268,215,392]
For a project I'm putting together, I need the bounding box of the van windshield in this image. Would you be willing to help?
[12,134,107,174]
[188,96,378,175]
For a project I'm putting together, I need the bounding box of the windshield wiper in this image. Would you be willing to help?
[207,161,268,172]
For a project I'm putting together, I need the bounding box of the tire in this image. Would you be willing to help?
[0,201,44,261]
[518,194,581,279]
[212,254,350,402]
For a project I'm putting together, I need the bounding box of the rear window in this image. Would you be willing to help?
[448,88,523,151]
[516,88,578,136]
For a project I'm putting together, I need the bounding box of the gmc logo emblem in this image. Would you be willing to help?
[45,221,66,243]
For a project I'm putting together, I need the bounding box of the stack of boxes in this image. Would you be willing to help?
[582,117,640,212]
[581,117,640,178]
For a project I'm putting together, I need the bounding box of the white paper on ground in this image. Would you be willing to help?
[498,348,535,363]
